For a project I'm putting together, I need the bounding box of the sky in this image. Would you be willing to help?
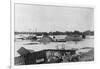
[15,4,94,32]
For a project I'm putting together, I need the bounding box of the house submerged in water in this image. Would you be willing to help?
[65,34,83,41]
[15,47,80,65]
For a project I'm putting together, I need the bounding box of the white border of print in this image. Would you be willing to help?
[10,0,95,69]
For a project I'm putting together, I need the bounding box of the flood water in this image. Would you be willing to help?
[15,36,94,57]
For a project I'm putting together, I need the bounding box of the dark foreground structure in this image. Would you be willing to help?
[15,47,94,65]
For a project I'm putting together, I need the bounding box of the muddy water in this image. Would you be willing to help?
[15,36,94,57]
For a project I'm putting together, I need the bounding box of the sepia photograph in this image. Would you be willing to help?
[14,3,94,65]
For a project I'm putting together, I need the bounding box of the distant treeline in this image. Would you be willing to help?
[15,30,94,36]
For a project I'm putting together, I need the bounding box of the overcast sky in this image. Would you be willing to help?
[15,4,94,32]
